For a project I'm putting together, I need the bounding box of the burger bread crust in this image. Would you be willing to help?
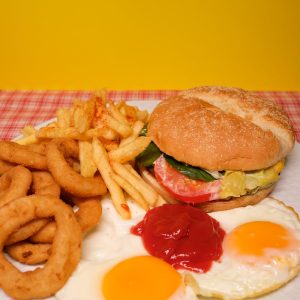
[148,86,295,171]
[197,185,274,212]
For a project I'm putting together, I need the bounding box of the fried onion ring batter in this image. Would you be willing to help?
[6,242,51,265]
[46,141,106,197]
[0,195,82,300]
[0,141,47,170]
[0,166,32,208]
[30,196,102,243]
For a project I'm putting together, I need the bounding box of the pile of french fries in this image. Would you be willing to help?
[16,92,166,219]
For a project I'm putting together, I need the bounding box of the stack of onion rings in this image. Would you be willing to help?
[0,137,107,298]
[0,195,82,299]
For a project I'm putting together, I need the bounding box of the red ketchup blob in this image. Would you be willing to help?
[131,204,225,273]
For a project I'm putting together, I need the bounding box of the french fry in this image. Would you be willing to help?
[124,163,142,179]
[120,105,137,124]
[57,108,71,128]
[106,115,132,138]
[111,161,158,206]
[136,109,149,122]
[155,195,167,206]
[15,134,39,145]
[37,127,87,140]
[92,137,131,219]
[119,120,144,147]
[101,139,119,151]
[21,125,36,137]
[116,100,125,110]
[79,141,98,178]
[85,127,119,140]
[108,136,151,163]
[108,100,129,125]
[110,173,149,211]
[74,106,90,133]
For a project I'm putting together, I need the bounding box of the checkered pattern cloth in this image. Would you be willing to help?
[0,90,299,142]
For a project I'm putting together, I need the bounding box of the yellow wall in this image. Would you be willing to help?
[1,0,299,90]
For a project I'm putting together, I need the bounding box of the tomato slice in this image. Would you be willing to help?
[154,155,221,203]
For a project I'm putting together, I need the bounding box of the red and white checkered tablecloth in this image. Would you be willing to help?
[0,90,300,142]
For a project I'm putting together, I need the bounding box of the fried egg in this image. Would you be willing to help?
[56,197,300,300]
[56,256,197,300]
[187,198,300,300]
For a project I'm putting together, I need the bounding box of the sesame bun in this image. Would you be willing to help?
[148,86,295,171]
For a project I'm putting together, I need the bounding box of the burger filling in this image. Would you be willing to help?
[137,138,284,204]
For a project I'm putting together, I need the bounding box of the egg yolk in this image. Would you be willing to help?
[102,256,182,300]
[225,221,292,256]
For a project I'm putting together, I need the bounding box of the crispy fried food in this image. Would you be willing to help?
[6,242,51,265]
[32,171,61,197]
[30,221,56,244]
[30,196,102,243]
[108,136,151,163]
[111,161,158,206]
[110,172,149,211]
[0,160,15,175]
[0,141,47,170]
[46,141,107,197]
[79,141,98,178]
[0,195,82,300]
[27,141,49,155]
[92,137,130,219]
[0,166,32,208]
[119,120,144,147]
[54,138,79,158]
[5,218,49,246]
[72,196,102,234]
[5,171,60,245]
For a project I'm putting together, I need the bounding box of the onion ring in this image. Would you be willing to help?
[0,141,47,170]
[5,171,60,245]
[5,242,51,265]
[0,166,32,208]
[27,141,49,155]
[0,195,82,299]
[30,196,102,243]
[5,218,49,246]
[0,160,15,175]
[32,171,61,197]
[46,141,107,197]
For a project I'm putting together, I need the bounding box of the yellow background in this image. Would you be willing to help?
[1,0,300,90]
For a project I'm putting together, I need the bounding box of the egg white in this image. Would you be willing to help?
[187,198,300,300]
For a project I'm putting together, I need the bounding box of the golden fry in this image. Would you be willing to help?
[15,134,39,146]
[108,100,129,125]
[85,127,118,140]
[79,141,98,178]
[37,127,87,140]
[21,125,36,137]
[111,161,158,206]
[110,173,149,211]
[106,115,132,138]
[92,138,130,219]
[57,108,71,128]
[108,136,151,163]
[120,120,144,147]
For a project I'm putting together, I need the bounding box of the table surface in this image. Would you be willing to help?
[0,90,300,142]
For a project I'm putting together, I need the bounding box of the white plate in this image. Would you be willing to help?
[3,100,300,299]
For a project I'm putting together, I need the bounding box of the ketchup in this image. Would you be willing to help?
[131,204,225,273]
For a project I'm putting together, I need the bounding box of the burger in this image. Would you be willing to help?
[137,86,295,212]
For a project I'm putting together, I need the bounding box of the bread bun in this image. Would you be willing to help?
[148,86,294,171]
[197,185,274,212]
